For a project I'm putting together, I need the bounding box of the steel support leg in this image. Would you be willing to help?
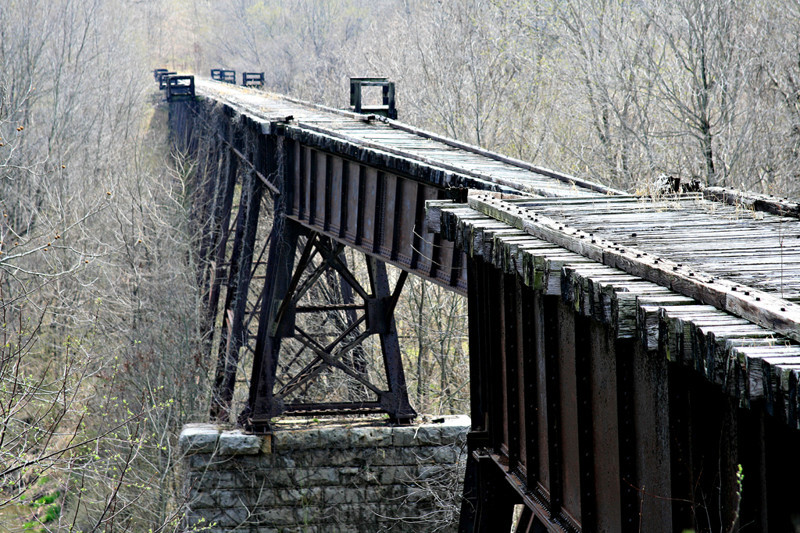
[210,133,265,422]
[202,120,239,335]
[366,255,415,422]
[244,217,300,432]
[244,230,416,431]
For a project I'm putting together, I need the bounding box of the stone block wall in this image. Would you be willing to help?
[179,415,469,533]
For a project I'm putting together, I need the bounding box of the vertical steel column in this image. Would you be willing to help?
[197,115,235,320]
[366,255,415,422]
[209,129,265,421]
[467,258,489,431]
[520,281,540,488]
[632,340,672,530]
[542,295,564,515]
[210,177,248,419]
[486,264,505,451]
[461,259,524,533]
[615,338,640,532]
[244,217,300,432]
[460,257,488,533]
[190,138,215,290]
[668,368,745,532]
[204,117,240,333]
[503,272,521,470]
[555,300,580,524]
[574,315,597,531]
[244,134,298,431]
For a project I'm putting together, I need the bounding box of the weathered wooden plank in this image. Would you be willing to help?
[733,345,800,409]
[657,305,731,364]
[561,264,623,317]
[704,186,800,218]
[610,284,674,340]
[468,195,800,343]
[636,295,697,351]
[291,121,597,198]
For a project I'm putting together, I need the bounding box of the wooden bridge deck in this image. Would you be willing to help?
[438,193,800,339]
[503,194,800,302]
[432,193,800,531]
[196,79,618,198]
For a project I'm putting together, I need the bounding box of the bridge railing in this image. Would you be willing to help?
[241,72,265,88]
[157,71,177,90]
[349,77,396,119]
[210,68,236,84]
[166,75,195,102]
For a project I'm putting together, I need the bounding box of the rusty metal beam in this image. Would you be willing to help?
[366,255,415,422]
[209,133,266,422]
[243,222,417,431]
[286,142,467,294]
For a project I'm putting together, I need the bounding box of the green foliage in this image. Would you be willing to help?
[19,489,60,531]
[32,492,59,507]
[42,504,60,523]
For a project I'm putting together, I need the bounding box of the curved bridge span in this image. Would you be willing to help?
[167,78,800,532]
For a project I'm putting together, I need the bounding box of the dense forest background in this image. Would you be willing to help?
[3,0,800,530]
[185,0,800,195]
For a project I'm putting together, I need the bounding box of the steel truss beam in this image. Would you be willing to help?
[180,111,423,433]
[197,130,417,430]
[242,223,415,433]
[209,130,267,421]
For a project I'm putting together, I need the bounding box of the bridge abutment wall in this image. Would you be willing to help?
[179,416,469,532]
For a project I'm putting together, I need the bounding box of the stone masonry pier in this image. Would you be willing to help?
[179,415,470,532]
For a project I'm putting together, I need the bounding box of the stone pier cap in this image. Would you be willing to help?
[179,414,471,456]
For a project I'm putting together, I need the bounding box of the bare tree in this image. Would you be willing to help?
[640,0,758,187]
[0,0,212,530]
[552,0,661,189]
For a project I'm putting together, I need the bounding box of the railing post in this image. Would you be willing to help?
[349,77,397,119]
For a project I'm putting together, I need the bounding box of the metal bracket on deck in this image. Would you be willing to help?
[166,75,195,102]
[153,68,169,82]
[157,71,177,90]
[349,77,397,119]
[242,72,265,88]
[211,68,236,84]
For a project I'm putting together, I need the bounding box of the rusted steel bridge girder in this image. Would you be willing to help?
[164,77,800,532]
[165,88,490,430]
[437,195,800,532]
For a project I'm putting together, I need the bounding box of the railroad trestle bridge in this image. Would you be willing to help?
[167,76,800,532]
